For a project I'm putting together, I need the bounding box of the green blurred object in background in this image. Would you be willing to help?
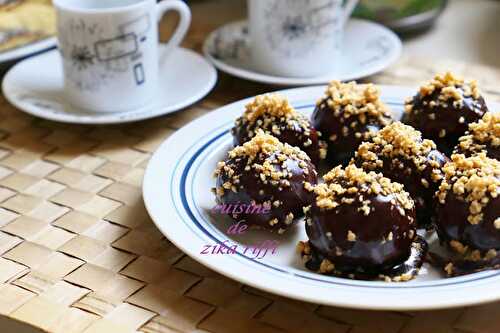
[353,0,448,34]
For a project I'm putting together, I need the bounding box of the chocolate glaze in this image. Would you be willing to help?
[305,191,417,271]
[436,191,500,251]
[232,116,323,166]
[354,148,449,229]
[428,251,500,277]
[303,237,427,281]
[403,88,488,155]
[215,152,317,232]
[311,98,391,165]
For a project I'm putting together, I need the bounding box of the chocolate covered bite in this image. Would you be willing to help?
[454,112,500,160]
[403,72,488,155]
[436,154,500,256]
[214,131,318,234]
[353,122,448,229]
[232,94,325,165]
[299,165,426,281]
[311,81,392,164]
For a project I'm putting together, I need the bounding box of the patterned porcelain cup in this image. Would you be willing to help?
[53,0,191,112]
[248,0,359,78]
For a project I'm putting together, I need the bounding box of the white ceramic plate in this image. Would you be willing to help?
[1,46,217,124]
[203,19,402,86]
[143,85,500,310]
[0,37,57,65]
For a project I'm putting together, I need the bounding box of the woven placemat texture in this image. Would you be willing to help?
[1,3,500,331]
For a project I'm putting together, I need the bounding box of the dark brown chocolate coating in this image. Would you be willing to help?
[232,116,323,166]
[304,237,427,280]
[354,148,448,229]
[403,88,488,155]
[305,191,417,271]
[215,152,317,232]
[312,98,392,164]
[436,191,500,251]
[429,251,500,277]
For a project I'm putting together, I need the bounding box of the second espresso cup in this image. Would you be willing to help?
[248,0,359,78]
[54,0,191,112]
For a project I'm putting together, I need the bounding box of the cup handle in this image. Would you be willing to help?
[156,0,191,64]
[340,0,359,26]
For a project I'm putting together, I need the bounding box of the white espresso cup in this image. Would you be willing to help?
[248,0,359,78]
[53,0,191,112]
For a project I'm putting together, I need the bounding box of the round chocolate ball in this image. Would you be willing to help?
[311,81,392,164]
[305,165,417,272]
[403,72,488,155]
[214,131,318,234]
[232,94,325,165]
[455,112,500,160]
[436,153,500,253]
[353,122,448,228]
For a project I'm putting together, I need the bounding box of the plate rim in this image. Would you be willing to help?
[0,36,57,64]
[1,47,217,125]
[202,19,403,86]
[143,84,500,310]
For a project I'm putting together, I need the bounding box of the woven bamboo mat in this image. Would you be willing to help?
[1,3,500,333]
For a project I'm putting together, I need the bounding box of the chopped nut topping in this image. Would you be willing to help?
[317,81,391,139]
[405,72,482,116]
[243,93,295,123]
[233,94,319,157]
[486,249,498,260]
[444,262,454,275]
[312,164,414,215]
[457,112,500,155]
[417,71,479,100]
[437,153,500,225]
[268,218,278,226]
[355,122,444,183]
[450,240,468,254]
[297,240,311,255]
[391,273,414,282]
[319,258,335,273]
[228,130,310,162]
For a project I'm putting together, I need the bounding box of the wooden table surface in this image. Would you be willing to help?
[0,1,500,332]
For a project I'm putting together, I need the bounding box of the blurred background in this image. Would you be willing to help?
[181,0,500,68]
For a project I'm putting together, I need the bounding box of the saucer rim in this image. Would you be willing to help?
[202,18,403,86]
[0,37,57,65]
[1,47,218,125]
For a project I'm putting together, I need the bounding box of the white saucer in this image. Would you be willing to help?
[1,46,217,124]
[203,19,402,86]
